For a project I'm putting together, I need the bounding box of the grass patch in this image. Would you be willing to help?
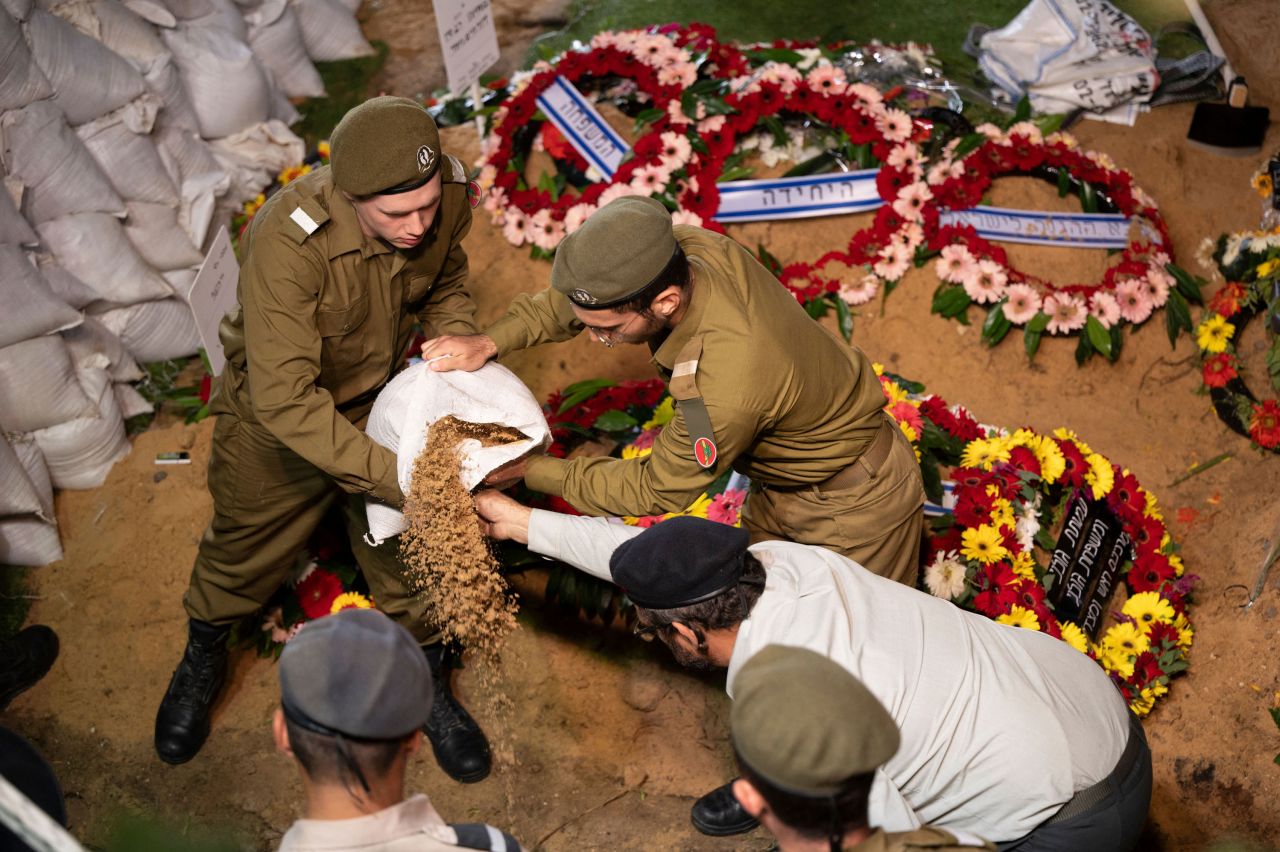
[0,566,31,640]
[291,40,390,148]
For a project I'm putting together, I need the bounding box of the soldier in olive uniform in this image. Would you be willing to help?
[155,97,492,783]
[424,195,924,584]
[730,645,995,852]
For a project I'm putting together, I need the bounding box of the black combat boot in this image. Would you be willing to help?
[0,625,60,712]
[422,644,491,783]
[154,619,230,765]
[691,780,759,836]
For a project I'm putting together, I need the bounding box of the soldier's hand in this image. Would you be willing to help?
[474,489,532,544]
[420,334,497,372]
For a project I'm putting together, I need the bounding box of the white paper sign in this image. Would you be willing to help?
[433,0,500,94]
[939,205,1130,248]
[714,169,883,223]
[186,227,239,376]
[535,76,630,179]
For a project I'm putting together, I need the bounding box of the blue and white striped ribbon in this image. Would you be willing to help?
[939,205,1130,248]
[534,76,630,180]
[713,169,883,223]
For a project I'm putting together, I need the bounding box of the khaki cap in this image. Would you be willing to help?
[731,645,900,795]
[330,96,443,196]
[551,195,678,308]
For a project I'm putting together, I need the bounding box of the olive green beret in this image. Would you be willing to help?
[551,195,678,309]
[731,645,900,796]
[330,96,443,196]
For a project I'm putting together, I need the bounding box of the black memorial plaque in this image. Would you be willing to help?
[1047,491,1131,639]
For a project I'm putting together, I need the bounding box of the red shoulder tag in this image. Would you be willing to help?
[693,436,717,469]
[466,180,483,209]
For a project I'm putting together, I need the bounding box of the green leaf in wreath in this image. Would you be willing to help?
[1166,262,1205,305]
[806,297,829,319]
[1078,180,1098,214]
[1085,315,1113,359]
[1267,335,1280,392]
[756,243,783,277]
[632,107,664,133]
[592,409,639,433]
[931,286,972,321]
[981,301,1013,346]
[1164,288,1193,348]
[1057,167,1071,198]
[555,378,615,414]
[951,133,986,160]
[689,134,709,155]
[833,294,854,342]
[1024,326,1044,359]
[1013,95,1032,123]
[1035,112,1067,135]
[1074,330,1094,366]
[920,456,943,505]
[1026,311,1050,334]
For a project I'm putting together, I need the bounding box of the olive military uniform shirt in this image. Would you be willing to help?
[849,827,995,851]
[213,158,478,508]
[484,225,887,516]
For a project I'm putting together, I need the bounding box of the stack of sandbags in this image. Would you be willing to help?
[0,432,61,566]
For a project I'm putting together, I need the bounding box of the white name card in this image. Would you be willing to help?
[535,76,630,179]
[186,227,239,376]
[433,0,500,94]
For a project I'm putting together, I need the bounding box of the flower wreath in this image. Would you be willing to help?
[877,367,1194,716]
[918,119,1199,362]
[1195,227,1280,452]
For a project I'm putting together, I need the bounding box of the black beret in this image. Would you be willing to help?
[279,608,432,739]
[609,516,750,609]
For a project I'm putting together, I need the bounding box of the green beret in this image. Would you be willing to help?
[330,96,443,196]
[731,645,899,795]
[609,516,750,609]
[551,195,678,309]
[279,608,432,739]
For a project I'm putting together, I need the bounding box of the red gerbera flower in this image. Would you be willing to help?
[1201,353,1238,389]
[1207,281,1247,317]
[1007,445,1041,476]
[1130,651,1165,687]
[954,489,998,528]
[1128,552,1178,593]
[1106,471,1145,524]
[1248,400,1280,449]
[1057,439,1087,487]
[296,568,344,621]
[1146,621,1181,649]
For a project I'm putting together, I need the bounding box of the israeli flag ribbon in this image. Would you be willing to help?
[712,169,883,223]
[535,76,630,180]
[923,480,958,518]
[939,206,1130,248]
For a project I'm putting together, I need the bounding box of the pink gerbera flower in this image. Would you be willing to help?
[1003,283,1042,324]
[1044,293,1088,334]
[963,259,1008,304]
[935,244,978,284]
[1090,291,1122,328]
[1115,278,1154,323]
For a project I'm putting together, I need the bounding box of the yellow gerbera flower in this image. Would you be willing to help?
[1174,614,1195,649]
[1010,551,1037,582]
[1009,428,1038,450]
[997,605,1040,631]
[278,163,312,185]
[961,437,1012,470]
[1254,171,1273,199]
[1099,622,1150,678]
[330,592,374,614]
[883,381,909,405]
[641,397,676,430]
[1142,490,1163,521]
[990,498,1016,531]
[1168,553,1185,577]
[961,525,1009,564]
[1258,258,1280,278]
[872,362,885,376]
[1129,689,1156,717]
[317,140,331,160]
[621,445,653,460]
[1122,591,1176,626]
[1196,314,1235,354]
[679,493,714,519]
[1084,453,1114,499]
[1033,439,1065,484]
[897,420,919,444]
[1058,621,1090,654]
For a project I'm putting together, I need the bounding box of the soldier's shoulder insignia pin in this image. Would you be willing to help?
[694,437,717,469]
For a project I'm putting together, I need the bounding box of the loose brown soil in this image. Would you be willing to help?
[6,4,1280,851]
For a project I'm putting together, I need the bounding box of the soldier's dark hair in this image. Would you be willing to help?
[637,551,765,646]
[612,244,691,316]
[284,715,406,788]
[736,755,875,842]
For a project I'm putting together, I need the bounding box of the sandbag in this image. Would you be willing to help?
[0,335,98,432]
[290,0,372,61]
[0,433,42,517]
[163,23,271,138]
[245,0,324,99]
[38,254,102,310]
[0,514,63,564]
[0,100,125,224]
[38,212,174,306]
[77,103,180,205]
[123,201,205,269]
[63,315,144,381]
[94,296,200,361]
[0,183,37,245]
[87,0,170,71]
[144,53,202,133]
[363,361,550,546]
[154,126,230,245]
[0,0,33,20]
[121,0,176,27]
[25,9,146,125]
[0,9,53,110]
[207,118,303,204]
[10,434,53,516]
[32,360,131,489]
[164,0,247,39]
[0,245,82,347]
[114,380,153,418]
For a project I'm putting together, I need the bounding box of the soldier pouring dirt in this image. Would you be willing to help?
[154,97,494,784]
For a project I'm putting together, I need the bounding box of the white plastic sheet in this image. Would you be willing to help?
[363,361,550,546]
[207,118,304,204]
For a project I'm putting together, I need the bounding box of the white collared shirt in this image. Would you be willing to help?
[278,794,522,852]
[527,510,1129,842]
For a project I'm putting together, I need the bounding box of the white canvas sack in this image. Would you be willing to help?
[0,335,98,433]
[0,9,53,110]
[93,296,201,361]
[32,357,131,489]
[978,0,1158,115]
[37,211,173,306]
[25,9,146,125]
[290,0,372,61]
[0,245,82,347]
[363,361,551,546]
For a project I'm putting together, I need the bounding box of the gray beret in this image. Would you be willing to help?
[279,608,432,739]
[330,96,443,196]
[731,645,900,795]
[551,195,679,308]
[609,516,750,609]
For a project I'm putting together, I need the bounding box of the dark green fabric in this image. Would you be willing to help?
[330,96,443,195]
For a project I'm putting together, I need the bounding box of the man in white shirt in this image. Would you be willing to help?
[475,491,1152,850]
[273,609,523,852]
